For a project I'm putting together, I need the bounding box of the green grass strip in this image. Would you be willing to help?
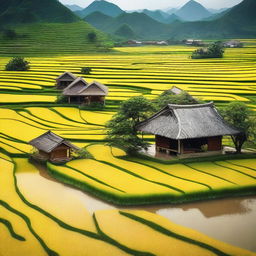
[93,213,154,256]
[63,164,126,193]
[98,160,185,194]
[214,162,256,180]
[127,158,212,190]
[0,200,58,256]
[225,160,256,172]
[120,211,231,256]
[185,163,237,185]
[0,217,26,241]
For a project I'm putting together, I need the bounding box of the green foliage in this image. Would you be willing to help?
[191,42,224,59]
[154,91,199,110]
[106,96,154,154]
[3,29,17,39]
[221,102,253,153]
[72,148,93,160]
[56,95,68,104]
[81,67,92,74]
[79,102,105,110]
[87,32,97,42]
[5,57,30,71]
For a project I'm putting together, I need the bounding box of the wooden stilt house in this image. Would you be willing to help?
[29,131,79,163]
[137,102,240,156]
[56,72,77,89]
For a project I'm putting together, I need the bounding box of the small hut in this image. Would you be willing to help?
[63,77,108,105]
[56,72,77,89]
[137,102,240,156]
[29,131,79,162]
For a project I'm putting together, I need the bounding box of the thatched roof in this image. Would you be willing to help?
[29,131,79,153]
[57,72,77,81]
[63,78,108,96]
[169,86,183,95]
[137,102,240,140]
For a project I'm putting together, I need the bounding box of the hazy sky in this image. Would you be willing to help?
[59,0,243,10]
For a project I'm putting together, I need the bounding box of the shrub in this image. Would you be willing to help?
[87,32,97,42]
[81,67,92,75]
[5,57,30,71]
[72,148,93,160]
[191,42,224,59]
[56,95,68,104]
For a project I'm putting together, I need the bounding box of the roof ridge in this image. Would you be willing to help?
[63,77,88,92]
[168,102,213,109]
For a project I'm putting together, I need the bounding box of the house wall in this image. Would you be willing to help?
[38,150,50,159]
[155,135,178,151]
[50,145,70,161]
[208,136,222,151]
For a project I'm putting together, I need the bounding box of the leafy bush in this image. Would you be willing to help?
[87,32,97,42]
[191,42,224,59]
[72,148,93,160]
[5,57,30,71]
[81,67,92,75]
[56,95,68,104]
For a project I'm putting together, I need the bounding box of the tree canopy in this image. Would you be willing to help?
[191,42,225,59]
[106,96,154,153]
[5,57,30,71]
[221,102,253,153]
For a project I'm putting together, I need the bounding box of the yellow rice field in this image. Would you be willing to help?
[1,41,256,255]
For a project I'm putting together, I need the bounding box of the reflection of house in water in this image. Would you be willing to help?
[29,131,79,163]
[62,77,108,105]
[137,102,240,157]
[56,72,77,89]
[180,197,252,218]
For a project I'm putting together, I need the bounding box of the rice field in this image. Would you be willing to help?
[1,40,256,255]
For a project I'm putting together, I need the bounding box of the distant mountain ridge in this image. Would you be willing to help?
[66,4,83,12]
[75,0,124,18]
[0,0,79,24]
[175,0,212,21]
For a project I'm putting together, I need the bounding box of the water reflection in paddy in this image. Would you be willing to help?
[37,165,256,252]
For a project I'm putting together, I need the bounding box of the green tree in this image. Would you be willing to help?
[191,41,224,59]
[5,57,30,71]
[154,91,199,110]
[81,67,92,75]
[106,96,154,154]
[87,32,97,42]
[221,102,252,153]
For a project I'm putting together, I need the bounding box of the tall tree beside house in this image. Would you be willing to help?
[221,102,252,153]
[106,96,154,153]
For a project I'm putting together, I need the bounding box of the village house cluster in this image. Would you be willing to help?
[56,72,109,105]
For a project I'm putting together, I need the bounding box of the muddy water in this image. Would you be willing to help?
[37,165,256,252]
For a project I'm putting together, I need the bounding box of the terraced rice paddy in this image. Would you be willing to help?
[0,40,256,255]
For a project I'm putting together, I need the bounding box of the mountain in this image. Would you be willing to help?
[75,0,124,18]
[168,0,256,38]
[204,8,231,21]
[208,8,228,14]
[84,11,114,29]
[175,0,212,21]
[165,14,181,24]
[0,0,80,24]
[66,4,83,12]
[114,24,136,38]
[85,12,170,39]
[142,9,167,23]
[166,8,178,15]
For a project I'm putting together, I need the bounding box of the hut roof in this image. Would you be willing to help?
[62,77,88,96]
[137,102,240,140]
[63,79,108,96]
[57,72,77,80]
[169,86,183,95]
[29,131,79,153]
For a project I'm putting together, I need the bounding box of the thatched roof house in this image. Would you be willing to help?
[29,131,79,162]
[56,72,77,89]
[62,77,108,105]
[137,102,240,156]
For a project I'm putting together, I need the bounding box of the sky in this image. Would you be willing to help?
[59,0,243,10]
